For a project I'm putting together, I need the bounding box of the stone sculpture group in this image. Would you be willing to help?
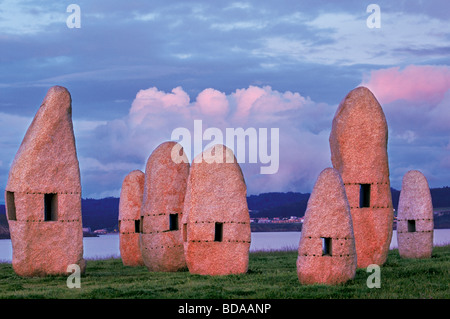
[119,142,251,275]
[4,85,434,285]
[297,86,433,284]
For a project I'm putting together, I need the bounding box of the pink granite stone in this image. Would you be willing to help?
[119,170,145,266]
[5,86,85,276]
[397,170,434,259]
[182,144,251,276]
[140,141,190,272]
[297,168,357,285]
[329,86,394,268]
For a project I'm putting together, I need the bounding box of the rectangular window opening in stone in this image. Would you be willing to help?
[407,220,416,232]
[6,191,16,221]
[169,213,179,231]
[183,223,187,242]
[134,219,140,233]
[140,216,144,233]
[321,237,332,256]
[214,222,223,242]
[359,184,371,208]
[118,220,121,232]
[44,193,57,221]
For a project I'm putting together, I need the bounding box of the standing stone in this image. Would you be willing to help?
[182,144,251,276]
[329,86,393,268]
[119,170,145,266]
[5,86,85,276]
[297,168,357,285]
[140,141,189,272]
[397,170,434,259]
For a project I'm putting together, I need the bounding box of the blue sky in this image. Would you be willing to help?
[1,0,449,199]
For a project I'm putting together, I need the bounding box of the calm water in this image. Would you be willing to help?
[0,230,449,262]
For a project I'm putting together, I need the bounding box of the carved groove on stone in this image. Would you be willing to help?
[191,221,249,224]
[187,240,251,243]
[301,254,355,257]
[397,230,433,234]
[349,205,392,209]
[15,192,81,195]
[143,244,184,250]
[12,219,80,223]
[343,182,389,185]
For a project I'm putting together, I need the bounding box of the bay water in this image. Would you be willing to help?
[0,229,449,262]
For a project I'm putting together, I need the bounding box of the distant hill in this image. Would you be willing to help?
[247,192,310,218]
[0,187,449,237]
[81,197,120,231]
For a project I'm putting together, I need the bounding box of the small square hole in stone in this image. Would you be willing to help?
[169,213,179,231]
[214,222,223,242]
[44,193,57,221]
[6,191,16,221]
[134,219,140,233]
[407,220,416,232]
[321,237,332,256]
[183,223,187,242]
[359,184,371,208]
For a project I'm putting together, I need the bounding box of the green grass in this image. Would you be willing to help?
[0,246,448,299]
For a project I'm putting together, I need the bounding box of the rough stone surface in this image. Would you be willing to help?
[329,86,394,268]
[5,86,85,276]
[140,141,189,272]
[182,144,251,276]
[297,168,357,285]
[397,170,434,259]
[119,170,145,266]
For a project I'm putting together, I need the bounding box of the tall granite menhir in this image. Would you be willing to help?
[297,168,357,285]
[182,144,251,276]
[329,86,393,268]
[119,170,145,266]
[5,86,85,276]
[140,141,190,272]
[397,170,434,259]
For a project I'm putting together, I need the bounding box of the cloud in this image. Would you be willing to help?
[361,64,450,189]
[361,65,450,104]
[252,10,450,66]
[129,86,191,127]
[194,88,229,117]
[85,85,335,196]
[0,0,67,35]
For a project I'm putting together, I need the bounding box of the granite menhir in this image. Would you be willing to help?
[140,141,190,272]
[297,168,357,285]
[329,86,393,268]
[397,170,434,259]
[119,170,145,266]
[5,86,85,276]
[182,144,251,276]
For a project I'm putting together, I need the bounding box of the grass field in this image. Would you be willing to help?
[0,245,448,299]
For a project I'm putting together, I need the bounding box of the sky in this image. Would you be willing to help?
[0,0,449,200]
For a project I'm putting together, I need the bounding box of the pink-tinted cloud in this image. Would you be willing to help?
[230,85,310,124]
[360,65,450,191]
[361,65,450,105]
[129,86,190,126]
[87,85,334,195]
[79,77,450,198]
[232,86,268,121]
[194,88,229,117]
